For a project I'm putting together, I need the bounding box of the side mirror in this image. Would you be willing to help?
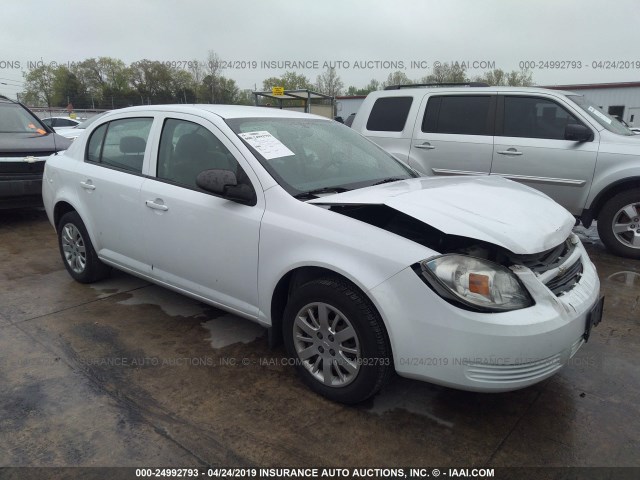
[196,169,256,206]
[565,124,593,142]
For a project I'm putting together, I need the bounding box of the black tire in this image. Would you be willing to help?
[283,276,393,404]
[597,190,640,259]
[57,211,111,283]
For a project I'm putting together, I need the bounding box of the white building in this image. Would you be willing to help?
[546,82,640,127]
[335,95,366,122]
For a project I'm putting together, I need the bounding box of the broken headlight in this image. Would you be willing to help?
[415,255,534,312]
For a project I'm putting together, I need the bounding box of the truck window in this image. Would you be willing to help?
[422,96,493,135]
[503,96,581,140]
[366,97,413,132]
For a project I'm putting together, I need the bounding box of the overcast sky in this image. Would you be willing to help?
[1,0,638,98]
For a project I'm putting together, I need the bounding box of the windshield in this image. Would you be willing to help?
[0,102,48,135]
[226,117,417,196]
[567,95,634,136]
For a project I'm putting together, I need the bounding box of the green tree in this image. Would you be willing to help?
[315,67,343,97]
[475,68,533,86]
[188,59,206,103]
[129,59,175,104]
[22,64,56,106]
[382,71,412,88]
[51,66,87,108]
[202,75,239,104]
[236,89,255,106]
[420,62,468,84]
[73,57,132,107]
[172,69,197,103]
[345,79,380,96]
[262,71,313,90]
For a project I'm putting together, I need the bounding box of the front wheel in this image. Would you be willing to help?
[597,190,640,259]
[283,277,392,404]
[57,211,111,283]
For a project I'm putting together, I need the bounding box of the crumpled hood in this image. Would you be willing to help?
[309,176,575,254]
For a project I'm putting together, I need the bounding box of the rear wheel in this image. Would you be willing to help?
[597,190,640,259]
[57,211,111,283]
[283,277,392,404]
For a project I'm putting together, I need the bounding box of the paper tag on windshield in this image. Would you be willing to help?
[238,131,295,160]
[588,106,612,124]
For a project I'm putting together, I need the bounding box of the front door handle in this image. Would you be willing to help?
[497,148,523,156]
[414,142,436,150]
[145,200,169,211]
[80,180,96,190]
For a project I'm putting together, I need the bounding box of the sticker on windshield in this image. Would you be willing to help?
[588,106,612,124]
[238,131,295,160]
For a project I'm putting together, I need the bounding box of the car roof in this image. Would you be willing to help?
[109,104,330,120]
[367,85,579,97]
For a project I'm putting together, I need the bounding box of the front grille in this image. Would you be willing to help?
[0,160,46,176]
[507,236,584,296]
[545,259,583,296]
[507,238,575,273]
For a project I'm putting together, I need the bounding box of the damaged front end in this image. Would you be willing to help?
[327,203,585,312]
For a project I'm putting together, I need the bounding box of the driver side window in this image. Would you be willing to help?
[503,96,583,140]
[157,118,241,190]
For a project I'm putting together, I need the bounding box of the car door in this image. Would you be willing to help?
[141,114,263,318]
[491,94,598,215]
[75,116,155,274]
[408,93,496,176]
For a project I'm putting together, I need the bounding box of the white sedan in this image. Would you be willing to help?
[42,105,603,403]
[40,116,83,131]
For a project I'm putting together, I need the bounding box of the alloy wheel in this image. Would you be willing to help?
[61,223,87,273]
[612,202,640,249]
[293,302,361,387]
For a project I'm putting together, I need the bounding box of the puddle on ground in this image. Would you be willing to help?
[115,285,209,317]
[201,314,265,349]
[606,271,640,288]
[367,380,454,428]
[89,273,150,299]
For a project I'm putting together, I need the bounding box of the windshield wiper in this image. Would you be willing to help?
[371,177,407,186]
[293,186,350,199]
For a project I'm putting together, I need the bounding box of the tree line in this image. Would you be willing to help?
[19,51,533,109]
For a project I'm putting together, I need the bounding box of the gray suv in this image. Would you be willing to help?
[0,96,71,208]
[352,84,640,258]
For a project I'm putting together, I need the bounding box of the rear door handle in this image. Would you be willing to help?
[497,148,523,156]
[80,180,96,190]
[145,200,169,211]
[414,142,436,150]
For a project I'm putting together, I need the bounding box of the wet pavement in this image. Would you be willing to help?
[0,209,639,468]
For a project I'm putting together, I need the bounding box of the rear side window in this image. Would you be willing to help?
[85,117,153,174]
[422,96,494,135]
[503,96,582,140]
[366,97,413,132]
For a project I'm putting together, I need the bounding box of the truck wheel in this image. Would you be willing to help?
[597,190,640,259]
[58,211,111,283]
[282,277,393,404]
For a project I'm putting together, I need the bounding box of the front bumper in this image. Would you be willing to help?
[0,175,44,208]
[0,158,46,208]
[370,239,601,392]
